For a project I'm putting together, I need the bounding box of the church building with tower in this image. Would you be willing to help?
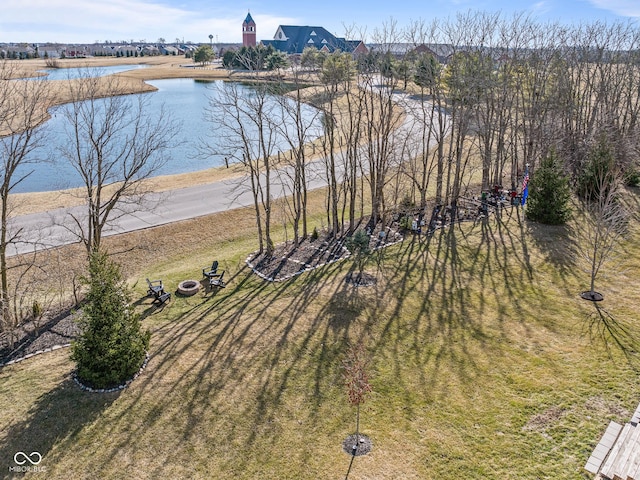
[242,12,256,47]
[241,12,366,56]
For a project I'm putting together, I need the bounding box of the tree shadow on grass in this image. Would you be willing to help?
[85,258,349,476]
[360,205,556,422]
[525,221,577,276]
[584,303,640,370]
[0,378,119,476]
[44,209,580,476]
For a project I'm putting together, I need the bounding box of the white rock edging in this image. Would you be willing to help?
[0,343,72,368]
[73,352,150,393]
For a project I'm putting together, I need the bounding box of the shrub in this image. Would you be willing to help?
[72,249,149,389]
[345,229,371,277]
[576,137,617,200]
[624,167,640,187]
[525,152,572,225]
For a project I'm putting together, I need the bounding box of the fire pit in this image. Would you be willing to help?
[177,279,201,296]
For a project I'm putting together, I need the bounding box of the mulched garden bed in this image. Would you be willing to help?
[247,224,403,282]
[1,223,403,365]
[342,433,372,456]
[0,307,81,366]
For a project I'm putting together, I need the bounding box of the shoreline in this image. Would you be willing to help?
[9,56,311,216]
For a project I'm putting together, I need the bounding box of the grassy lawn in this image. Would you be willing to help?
[1,199,639,479]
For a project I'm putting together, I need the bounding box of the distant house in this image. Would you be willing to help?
[141,45,160,56]
[113,45,137,57]
[367,43,454,64]
[261,25,367,55]
[181,44,198,57]
[38,46,62,58]
[160,45,180,55]
[65,46,89,58]
[2,45,36,59]
[92,45,116,56]
[415,44,455,64]
[214,43,241,57]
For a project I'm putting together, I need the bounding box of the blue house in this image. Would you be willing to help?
[261,26,366,55]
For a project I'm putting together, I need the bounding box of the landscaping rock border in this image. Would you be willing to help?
[0,343,71,368]
[73,352,150,393]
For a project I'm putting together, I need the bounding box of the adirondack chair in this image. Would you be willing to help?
[209,270,226,288]
[203,260,219,279]
[202,261,225,288]
[146,278,171,305]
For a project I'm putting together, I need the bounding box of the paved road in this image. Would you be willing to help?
[7,88,448,257]
[7,161,330,256]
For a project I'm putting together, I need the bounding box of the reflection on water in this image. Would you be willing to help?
[10,78,323,193]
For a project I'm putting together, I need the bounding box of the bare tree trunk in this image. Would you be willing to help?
[203,79,283,255]
[0,61,51,330]
[58,69,180,256]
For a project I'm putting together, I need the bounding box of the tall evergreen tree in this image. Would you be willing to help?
[72,249,150,389]
[525,152,572,225]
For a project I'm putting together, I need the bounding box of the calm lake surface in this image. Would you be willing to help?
[35,64,149,80]
[12,77,323,193]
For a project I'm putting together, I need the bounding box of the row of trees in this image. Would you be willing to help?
[222,45,289,72]
[206,14,639,259]
[3,13,640,334]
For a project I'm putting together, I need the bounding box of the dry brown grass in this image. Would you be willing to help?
[2,57,640,480]
[1,202,639,479]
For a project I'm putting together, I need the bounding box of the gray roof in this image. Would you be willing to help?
[261,25,361,54]
[367,43,455,61]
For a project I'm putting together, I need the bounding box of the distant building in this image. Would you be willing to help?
[367,43,454,64]
[242,12,256,47]
[261,25,367,55]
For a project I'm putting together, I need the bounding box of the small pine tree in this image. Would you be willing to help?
[576,137,617,200]
[345,229,371,279]
[72,249,150,389]
[525,152,572,225]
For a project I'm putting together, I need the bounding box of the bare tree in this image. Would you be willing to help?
[403,19,451,207]
[57,70,180,255]
[575,139,629,300]
[342,342,372,453]
[273,69,324,245]
[360,19,407,227]
[318,51,357,236]
[0,61,51,331]
[204,80,280,255]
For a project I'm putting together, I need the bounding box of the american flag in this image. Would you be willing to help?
[521,164,529,206]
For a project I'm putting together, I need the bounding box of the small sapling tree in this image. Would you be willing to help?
[342,342,372,454]
[574,139,629,301]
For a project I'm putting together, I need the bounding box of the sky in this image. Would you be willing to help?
[1,0,639,45]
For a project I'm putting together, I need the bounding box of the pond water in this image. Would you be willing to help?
[10,78,323,193]
[34,64,149,80]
